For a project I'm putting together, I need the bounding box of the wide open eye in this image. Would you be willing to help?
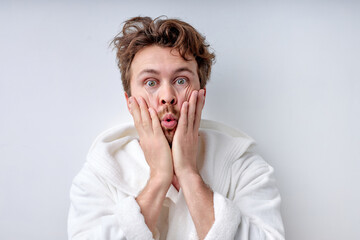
[176,78,187,85]
[146,80,156,87]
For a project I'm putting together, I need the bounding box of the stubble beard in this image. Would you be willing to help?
[164,128,175,146]
[157,105,179,146]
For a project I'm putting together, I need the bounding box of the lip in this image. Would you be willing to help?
[161,113,178,130]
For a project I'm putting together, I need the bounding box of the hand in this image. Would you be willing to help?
[171,90,214,240]
[172,89,205,178]
[128,96,173,185]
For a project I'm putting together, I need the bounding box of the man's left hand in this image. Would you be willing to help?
[172,89,205,178]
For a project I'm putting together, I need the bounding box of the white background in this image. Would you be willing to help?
[1,0,359,239]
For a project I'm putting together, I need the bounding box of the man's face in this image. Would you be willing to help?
[126,45,201,143]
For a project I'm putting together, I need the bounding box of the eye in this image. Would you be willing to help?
[176,78,187,85]
[146,80,156,87]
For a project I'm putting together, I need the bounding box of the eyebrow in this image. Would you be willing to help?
[173,67,195,76]
[138,67,195,78]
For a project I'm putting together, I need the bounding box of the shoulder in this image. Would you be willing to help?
[87,122,138,154]
[199,119,256,165]
[200,119,254,140]
[83,122,149,196]
[198,120,268,193]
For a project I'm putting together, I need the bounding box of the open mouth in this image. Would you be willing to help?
[161,114,178,129]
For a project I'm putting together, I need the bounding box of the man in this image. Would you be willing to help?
[68,16,284,240]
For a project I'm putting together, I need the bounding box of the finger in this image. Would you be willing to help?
[178,101,189,133]
[148,107,163,135]
[194,89,205,131]
[137,97,152,131]
[129,97,142,127]
[187,90,198,131]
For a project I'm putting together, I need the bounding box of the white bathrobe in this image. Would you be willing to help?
[68,120,285,240]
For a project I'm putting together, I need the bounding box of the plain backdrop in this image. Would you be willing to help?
[1,0,359,239]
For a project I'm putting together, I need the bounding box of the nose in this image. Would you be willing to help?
[159,84,177,105]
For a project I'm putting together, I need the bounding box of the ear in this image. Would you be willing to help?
[203,87,206,107]
[125,92,131,112]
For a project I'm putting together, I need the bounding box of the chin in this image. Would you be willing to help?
[163,128,175,145]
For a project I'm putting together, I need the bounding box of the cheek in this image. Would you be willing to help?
[131,91,153,108]
[144,92,157,108]
[184,85,193,102]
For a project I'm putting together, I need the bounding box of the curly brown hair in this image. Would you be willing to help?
[111,16,215,96]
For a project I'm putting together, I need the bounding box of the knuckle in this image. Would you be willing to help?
[134,118,142,126]
[142,121,150,128]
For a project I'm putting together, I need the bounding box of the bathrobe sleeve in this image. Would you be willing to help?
[205,151,285,240]
[67,164,156,240]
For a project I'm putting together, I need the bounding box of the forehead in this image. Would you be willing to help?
[130,45,198,78]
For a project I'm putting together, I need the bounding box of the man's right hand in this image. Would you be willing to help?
[128,96,173,236]
[129,96,173,184]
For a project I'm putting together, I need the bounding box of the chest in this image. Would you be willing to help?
[157,191,199,240]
